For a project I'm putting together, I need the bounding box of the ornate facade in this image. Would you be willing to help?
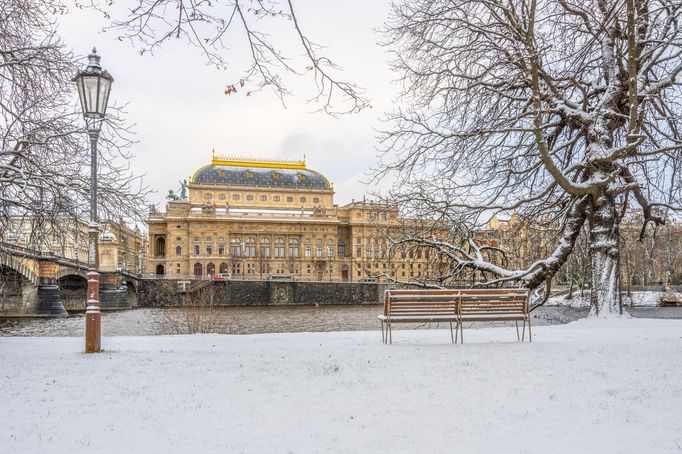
[3,216,146,274]
[147,154,432,281]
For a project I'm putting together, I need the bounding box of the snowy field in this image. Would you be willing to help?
[2,319,682,454]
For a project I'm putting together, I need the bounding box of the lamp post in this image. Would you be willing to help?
[73,48,114,353]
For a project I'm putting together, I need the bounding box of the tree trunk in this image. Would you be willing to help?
[588,190,623,317]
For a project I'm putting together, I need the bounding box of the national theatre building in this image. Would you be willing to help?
[147,154,431,281]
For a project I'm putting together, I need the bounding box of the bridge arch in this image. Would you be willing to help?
[0,255,38,285]
[57,274,88,311]
[56,267,88,281]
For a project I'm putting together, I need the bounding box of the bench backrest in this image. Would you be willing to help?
[384,288,530,317]
[384,289,459,317]
[456,289,530,315]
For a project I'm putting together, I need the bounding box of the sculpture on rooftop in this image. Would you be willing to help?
[166,180,189,201]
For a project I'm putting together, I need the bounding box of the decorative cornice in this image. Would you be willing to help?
[211,151,306,170]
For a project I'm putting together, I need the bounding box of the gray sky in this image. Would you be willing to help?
[57,0,397,209]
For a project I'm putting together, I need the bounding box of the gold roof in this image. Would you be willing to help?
[211,152,306,170]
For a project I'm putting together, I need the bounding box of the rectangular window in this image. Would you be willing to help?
[316,246,323,257]
[313,197,320,203]
[273,196,281,202]
[300,197,307,203]
[193,245,200,255]
[287,196,294,202]
[206,245,212,256]
[232,194,240,201]
[356,247,361,257]
[218,193,226,200]
[246,194,254,201]
[305,244,312,257]
[260,195,267,202]
[218,245,225,255]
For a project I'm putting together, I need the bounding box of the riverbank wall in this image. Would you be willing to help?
[138,279,392,307]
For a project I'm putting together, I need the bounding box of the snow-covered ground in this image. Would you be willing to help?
[547,290,663,307]
[2,319,682,454]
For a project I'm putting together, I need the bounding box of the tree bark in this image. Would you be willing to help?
[588,190,623,316]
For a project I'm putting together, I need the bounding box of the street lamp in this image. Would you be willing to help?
[73,48,114,353]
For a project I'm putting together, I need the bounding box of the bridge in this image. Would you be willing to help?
[0,239,141,316]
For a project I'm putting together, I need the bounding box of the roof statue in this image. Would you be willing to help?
[178,179,188,199]
[167,180,189,201]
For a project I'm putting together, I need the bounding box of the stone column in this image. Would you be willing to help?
[37,257,67,316]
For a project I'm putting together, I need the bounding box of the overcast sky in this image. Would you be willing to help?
[57,0,398,209]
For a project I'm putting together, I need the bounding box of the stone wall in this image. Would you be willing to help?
[0,269,37,315]
[138,279,390,307]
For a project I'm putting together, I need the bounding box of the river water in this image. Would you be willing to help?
[0,305,680,337]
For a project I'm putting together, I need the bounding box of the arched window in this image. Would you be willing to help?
[155,264,165,275]
[245,238,256,257]
[193,263,202,277]
[337,240,345,257]
[288,239,299,258]
[207,263,215,276]
[155,236,166,257]
[260,238,271,257]
[230,238,241,257]
[274,238,285,258]
[175,245,182,256]
[219,263,228,274]
[341,265,349,281]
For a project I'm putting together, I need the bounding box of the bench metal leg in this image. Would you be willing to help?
[528,318,532,342]
[381,320,385,343]
[454,322,459,344]
[460,323,464,344]
[449,322,454,344]
[388,321,392,344]
[515,321,520,341]
[521,319,532,342]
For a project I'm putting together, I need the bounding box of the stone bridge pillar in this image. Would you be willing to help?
[37,256,67,316]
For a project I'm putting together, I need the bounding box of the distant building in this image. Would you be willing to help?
[479,213,558,271]
[2,216,146,274]
[146,154,434,281]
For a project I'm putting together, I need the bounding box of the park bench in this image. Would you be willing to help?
[379,288,531,344]
[379,289,459,344]
[456,288,531,343]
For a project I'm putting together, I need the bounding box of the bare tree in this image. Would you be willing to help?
[377,0,682,316]
[83,0,368,115]
[0,0,149,251]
